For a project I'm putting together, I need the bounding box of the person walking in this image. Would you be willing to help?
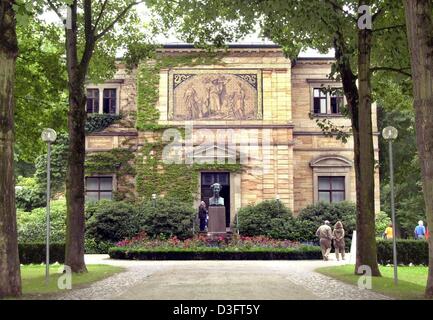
[333,221,345,261]
[316,220,333,261]
[414,220,426,240]
[384,223,393,240]
[198,201,208,232]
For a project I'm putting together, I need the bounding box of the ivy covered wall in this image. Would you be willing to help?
[136,52,222,130]
[83,51,245,205]
[134,51,243,204]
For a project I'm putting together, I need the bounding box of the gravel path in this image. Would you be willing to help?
[49,254,391,300]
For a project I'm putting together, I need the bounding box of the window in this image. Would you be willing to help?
[312,87,344,115]
[85,176,113,201]
[103,89,117,114]
[330,89,344,114]
[86,87,118,114]
[86,89,99,113]
[318,176,345,203]
[313,88,327,114]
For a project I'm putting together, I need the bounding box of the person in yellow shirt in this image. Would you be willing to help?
[384,223,393,239]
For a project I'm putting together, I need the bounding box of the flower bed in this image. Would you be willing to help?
[108,233,322,260]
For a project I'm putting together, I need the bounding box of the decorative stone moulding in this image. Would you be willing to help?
[168,69,263,121]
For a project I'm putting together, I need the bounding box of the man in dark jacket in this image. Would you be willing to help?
[198,201,208,232]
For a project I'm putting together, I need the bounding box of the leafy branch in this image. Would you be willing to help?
[309,113,352,143]
[370,66,412,77]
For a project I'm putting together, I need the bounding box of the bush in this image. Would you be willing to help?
[237,200,296,239]
[139,198,195,240]
[85,200,140,243]
[377,239,428,265]
[108,246,322,260]
[16,198,197,253]
[375,211,392,237]
[15,186,46,212]
[17,200,67,243]
[296,201,356,244]
[19,243,65,264]
[84,238,115,254]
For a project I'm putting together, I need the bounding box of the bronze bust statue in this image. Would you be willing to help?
[209,183,224,206]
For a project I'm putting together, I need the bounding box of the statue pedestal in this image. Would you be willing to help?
[208,206,226,234]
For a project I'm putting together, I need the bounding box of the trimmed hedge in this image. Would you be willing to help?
[17,200,67,243]
[377,239,428,265]
[86,200,139,243]
[296,201,356,246]
[19,243,65,264]
[138,199,195,240]
[237,200,295,239]
[108,246,322,260]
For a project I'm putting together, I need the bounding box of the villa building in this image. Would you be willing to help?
[84,44,380,229]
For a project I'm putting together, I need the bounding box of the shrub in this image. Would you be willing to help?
[84,238,115,254]
[296,201,356,244]
[237,200,296,239]
[17,199,146,253]
[377,239,428,265]
[15,186,46,212]
[19,243,65,264]
[17,200,67,243]
[139,198,195,240]
[375,211,392,237]
[85,200,140,243]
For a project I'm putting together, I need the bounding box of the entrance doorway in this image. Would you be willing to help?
[201,172,230,227]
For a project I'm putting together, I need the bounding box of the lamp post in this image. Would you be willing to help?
[41,128,57,285]
[382,126,398,285]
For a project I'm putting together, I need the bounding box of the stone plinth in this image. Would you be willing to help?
[208,206,226,234]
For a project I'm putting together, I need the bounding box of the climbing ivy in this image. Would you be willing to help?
[134,50,243,203]
[86,148,136,200]
[85,114,122,134]
[85,148,135,176]
[136,52,224,131]
[135,142,242,203]
[34,133,69,194]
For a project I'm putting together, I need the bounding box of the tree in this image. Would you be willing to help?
[0,0,22,298]
[376,78,424,238]
[149,0,411,276]
[403,0,433,299]
[46,0,144,272]
[15,18,67,163]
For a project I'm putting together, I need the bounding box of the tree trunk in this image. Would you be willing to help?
[332,0,380,276]
[403,0,433,298]
[64,88,87,273]
[64,1,87,273]
[354,9,381,276]
[0,0,22,298]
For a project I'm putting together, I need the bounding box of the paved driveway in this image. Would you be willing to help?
[52,254,391,300]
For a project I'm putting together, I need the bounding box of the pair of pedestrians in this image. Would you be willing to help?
[316,220,346,261]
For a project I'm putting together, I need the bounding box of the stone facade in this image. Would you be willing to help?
[85,45,380,224]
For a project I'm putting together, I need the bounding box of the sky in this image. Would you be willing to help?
[41,3,333,58]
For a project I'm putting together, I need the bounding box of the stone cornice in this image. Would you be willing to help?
[87,131,138,137]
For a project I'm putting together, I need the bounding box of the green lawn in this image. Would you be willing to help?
[316,265,429,300]
[19,264,123,297]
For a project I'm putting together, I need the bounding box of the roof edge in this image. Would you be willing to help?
[161,44,281,49]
